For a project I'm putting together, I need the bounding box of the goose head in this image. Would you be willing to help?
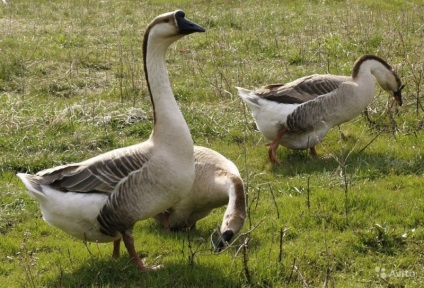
[353,55,404,106]
[144,10,205,51]
[215,211,246,251]
[372,66,404,106]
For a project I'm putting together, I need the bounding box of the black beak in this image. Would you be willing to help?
[215,230,234,252]
[394,84,404,106]
[175,10,205,35]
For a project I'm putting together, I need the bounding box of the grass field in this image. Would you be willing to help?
[1,0,423,287]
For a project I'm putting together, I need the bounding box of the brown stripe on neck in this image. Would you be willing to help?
[142,23,156,124]
[142,16,168,125]
[351,55,393,79]
[230,175,246,216]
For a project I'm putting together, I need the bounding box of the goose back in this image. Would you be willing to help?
[256,74,349,104]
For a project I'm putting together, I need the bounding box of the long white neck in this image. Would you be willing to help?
[220,176,245,234]
[145,36,193,151]
[354,60,380,92]
[353,57,396,100]
[350,60,383,110]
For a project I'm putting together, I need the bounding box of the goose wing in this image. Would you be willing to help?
[36,145,151,194]
[256,74,348,104]
[285,79,355,133]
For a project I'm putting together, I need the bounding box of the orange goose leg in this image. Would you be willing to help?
[310,147,318,157]
[161,211,172,233]
[268,126,287,164]
[112,239,121,259]
[122,233,162,271]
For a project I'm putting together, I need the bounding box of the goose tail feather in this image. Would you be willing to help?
[16,173,45,199]
[236,87,261,108]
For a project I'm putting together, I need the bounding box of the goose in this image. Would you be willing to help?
[154,146,246,250]
[16,10,205,271]
[237,54,404,164]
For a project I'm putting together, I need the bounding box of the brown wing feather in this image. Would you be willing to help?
[36,146,151,193]
[255,75,347,104]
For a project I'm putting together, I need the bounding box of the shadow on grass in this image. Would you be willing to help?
[48,257,240,287]
[45,222,240,287]
[270,149,423,177]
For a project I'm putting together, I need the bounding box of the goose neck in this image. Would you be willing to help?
[352,62,378,96]
[227,177,246,216]
[220,176,246,234]
[144,38,192,146]
[353,58,390,90]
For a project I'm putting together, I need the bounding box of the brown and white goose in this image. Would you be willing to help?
[154,146,246,250]
[16,10,204,271]
[237,55,404,164]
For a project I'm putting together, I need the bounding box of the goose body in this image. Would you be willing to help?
[154,146,246,249]
[16,10,205,271]
[237,55,404,163]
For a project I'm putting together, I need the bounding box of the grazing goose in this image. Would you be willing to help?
[237,54,404,164]
[16,10,205,271]
[154,146,246,250]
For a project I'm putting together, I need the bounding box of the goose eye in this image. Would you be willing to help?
[163,18,170,23]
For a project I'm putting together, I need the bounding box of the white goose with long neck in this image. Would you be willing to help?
[237,54,404,164]
[16,10,205,272]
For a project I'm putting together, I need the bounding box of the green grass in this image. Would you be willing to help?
[1,0,424,287]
